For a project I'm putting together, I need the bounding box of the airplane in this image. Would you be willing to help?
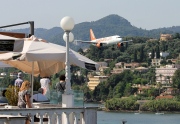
[77,29,132,49]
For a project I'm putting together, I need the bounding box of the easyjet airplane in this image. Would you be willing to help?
[78,29,132,49]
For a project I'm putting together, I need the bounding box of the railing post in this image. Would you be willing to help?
[80,112,85,124]
[84,108,97,124]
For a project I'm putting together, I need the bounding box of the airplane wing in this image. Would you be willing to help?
[121,39,133,43]
[75,40,99,44]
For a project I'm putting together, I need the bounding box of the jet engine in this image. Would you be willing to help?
[96,43,103,48]
[117,43,123,48]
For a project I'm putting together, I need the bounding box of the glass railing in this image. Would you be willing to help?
[49,89,84,107]
[73,90,84,107]
[0,87,84,107]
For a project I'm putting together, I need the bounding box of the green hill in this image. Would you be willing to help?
[1,14,180,51]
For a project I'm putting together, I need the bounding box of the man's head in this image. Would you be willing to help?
[38,88,44,94]
[59,74,65,81]
[2,89,7,97]
[17,72,22,78]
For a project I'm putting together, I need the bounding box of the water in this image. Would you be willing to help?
[97,111,180,124]
[84,103,180,124]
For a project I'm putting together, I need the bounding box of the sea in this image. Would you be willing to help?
[84,103,180,124]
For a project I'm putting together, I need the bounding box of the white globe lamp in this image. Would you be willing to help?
[60,16,74,31]
[63,32,74,42]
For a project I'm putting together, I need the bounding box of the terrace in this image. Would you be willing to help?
[0,90,98,124]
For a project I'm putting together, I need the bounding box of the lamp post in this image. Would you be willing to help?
[60,16,74,107]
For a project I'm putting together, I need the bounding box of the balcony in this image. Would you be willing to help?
[0,90,97,124]
[0,106,97,124]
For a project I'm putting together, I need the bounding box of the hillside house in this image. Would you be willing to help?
[111,62,140,74]
[164,88,179,95]
[155,65,177,84]
[160,34,173,41]
[0,72,6,76]
[99,66,109,75]
[156,95,174,100]
[151,58,162,66]
[134,67,148,73]
[148,52,169,58]
[87,76,108,90]
[10,72,18,77]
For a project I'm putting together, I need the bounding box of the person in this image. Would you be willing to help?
[18,80,32,108]
[14,72,24,88]
[0,89,8,103]
[33,88,49,102]
[40,77,51,99]
[55,74,66,93]
[18,80,32,124]
[55,75,66,104]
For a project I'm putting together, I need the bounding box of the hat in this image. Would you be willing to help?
[17,72,22,78]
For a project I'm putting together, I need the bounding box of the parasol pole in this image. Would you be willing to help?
[31,61,34,103]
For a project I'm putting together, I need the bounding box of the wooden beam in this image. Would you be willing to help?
[0,32,26,38]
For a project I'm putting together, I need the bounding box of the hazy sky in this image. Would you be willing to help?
[1,0,180,30]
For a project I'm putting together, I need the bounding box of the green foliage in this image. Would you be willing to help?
[140,46,144,62]
[156,46,160,58]
[172,70,180,89]
[141,99,180,111]
[134,49,137,62]
[105,98,138,111]
[5,85,19,106]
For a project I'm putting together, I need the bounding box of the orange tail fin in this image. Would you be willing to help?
[90,29,96,41]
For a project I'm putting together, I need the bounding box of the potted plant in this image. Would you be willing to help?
[5,85,19,106]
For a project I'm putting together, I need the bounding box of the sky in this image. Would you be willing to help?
[1,0,180,30]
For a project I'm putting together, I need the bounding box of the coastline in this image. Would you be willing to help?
[103,109,180,114]
[85,102,180,114]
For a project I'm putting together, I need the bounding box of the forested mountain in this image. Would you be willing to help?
[1,14,180,51]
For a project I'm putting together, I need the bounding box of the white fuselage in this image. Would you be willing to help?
[92,35,122,45]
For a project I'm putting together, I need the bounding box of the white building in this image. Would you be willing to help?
[0,72,6,76]
[148,52,169,58]
[160,52,169,58]
[156,65,177,84]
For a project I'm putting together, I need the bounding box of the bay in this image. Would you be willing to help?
[84,103,180,124]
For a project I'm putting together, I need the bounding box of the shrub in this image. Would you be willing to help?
[5,85,19,106]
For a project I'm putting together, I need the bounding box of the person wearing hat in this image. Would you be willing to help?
[14,72,24,88]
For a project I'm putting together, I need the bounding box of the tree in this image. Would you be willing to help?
[124,83,133,97]
[172,70,180,89]
[166,76,170,85]
[139,46,144,62]
[125,42,128,49]
[134,49,137,62]
[103,68,111,76]
[156,46,160,59]
[174,33,180,39]
[159,74,163,84]
[157,74,163,95]
[77,48,84,55]
[151,49,155,59]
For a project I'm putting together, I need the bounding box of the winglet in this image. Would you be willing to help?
[90,29,96,41]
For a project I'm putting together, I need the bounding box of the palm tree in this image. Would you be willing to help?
[159,74,163,84]
[157,74,163,95]
[166,76,170,86]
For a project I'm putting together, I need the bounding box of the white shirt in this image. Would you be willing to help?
[40,78,51,99]
[40,78,51,90]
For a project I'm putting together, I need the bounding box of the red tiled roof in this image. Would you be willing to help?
[156,95,174,99]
